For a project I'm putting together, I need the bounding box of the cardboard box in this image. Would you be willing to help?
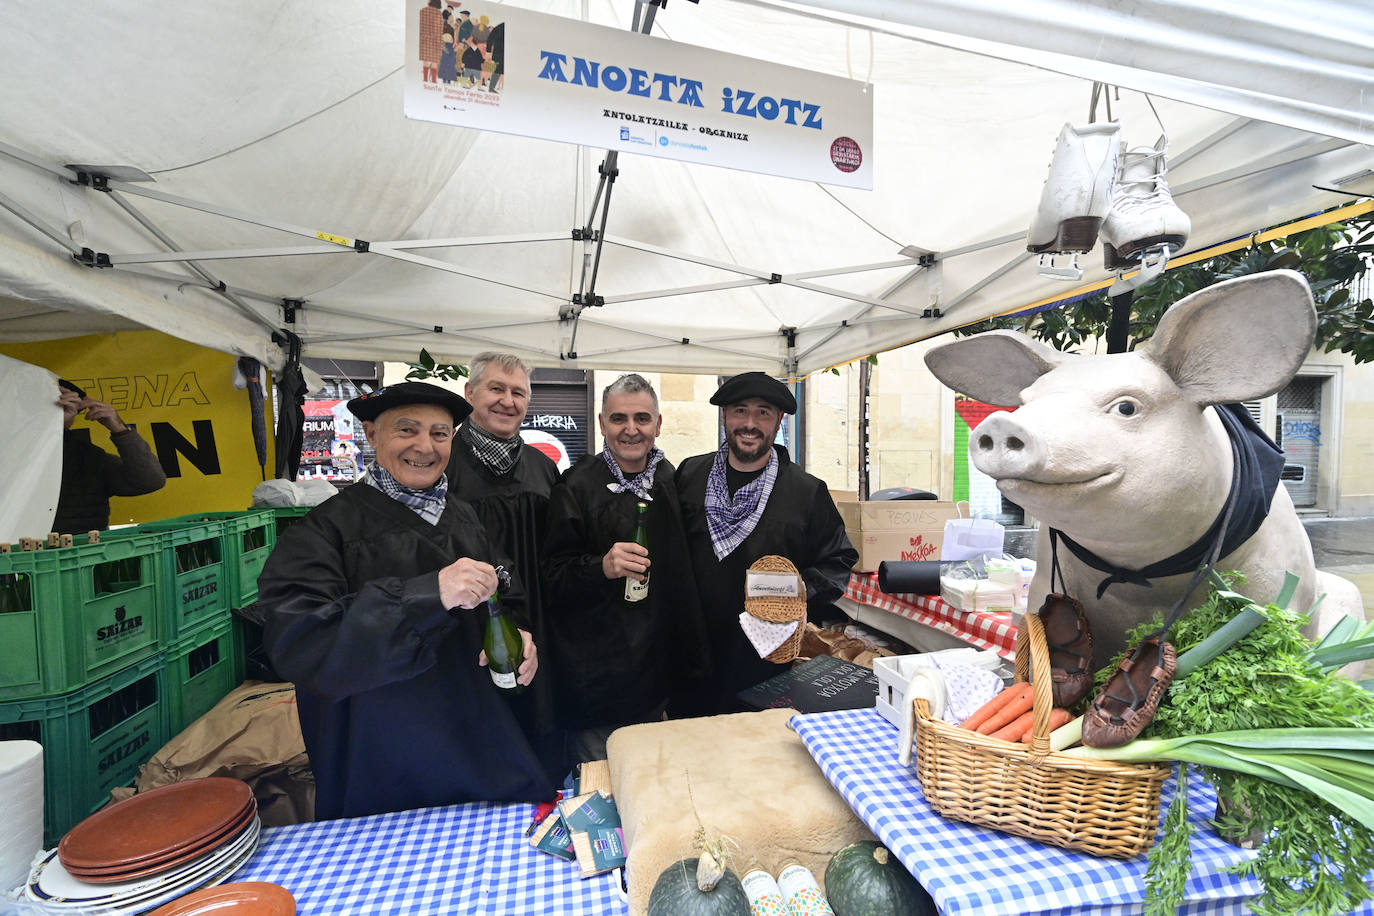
[833,498,969,572]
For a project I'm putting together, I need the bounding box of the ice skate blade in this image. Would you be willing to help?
[1106,248,1171,296]
[1037,252,1084,281]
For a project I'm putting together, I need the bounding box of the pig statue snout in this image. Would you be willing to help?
[972,411,1044,480]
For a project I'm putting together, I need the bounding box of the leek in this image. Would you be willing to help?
[1062,729,1374,832]
[1044,572,1374,916]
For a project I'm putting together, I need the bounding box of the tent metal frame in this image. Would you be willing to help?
[0,69,1360,375]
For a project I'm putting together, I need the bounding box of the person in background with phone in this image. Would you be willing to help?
[54,379,166,534]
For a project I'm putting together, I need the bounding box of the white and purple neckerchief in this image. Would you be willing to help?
[704,441,778,560]
[363,463,448,525]
[603,445,664,501]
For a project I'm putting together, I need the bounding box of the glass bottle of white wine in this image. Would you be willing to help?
[483,567,524,694]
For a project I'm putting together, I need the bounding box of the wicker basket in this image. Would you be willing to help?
[744,555,806,663]
[912,612,1170,859]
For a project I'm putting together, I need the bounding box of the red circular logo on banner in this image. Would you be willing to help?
[830,137,862,173]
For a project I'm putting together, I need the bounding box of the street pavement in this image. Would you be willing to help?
[1304,516,1374,619]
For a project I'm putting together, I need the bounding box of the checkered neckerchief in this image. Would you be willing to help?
[703,441,778,560]
[363,463,448,525]
[602,446,664,501]
[459,421,522,476]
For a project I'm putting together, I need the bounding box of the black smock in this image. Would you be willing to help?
[542,454,710,730]
[257,483,553,821]
[446,437,564,779]
[675,445,858,714]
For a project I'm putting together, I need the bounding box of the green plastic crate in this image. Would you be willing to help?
[165,617,242,735]
[0,654,168,847]
[0,533,163,702]
[272,506,313,537]
[222,510,275,607]
[134,517,230,641]
[141,510,276,609]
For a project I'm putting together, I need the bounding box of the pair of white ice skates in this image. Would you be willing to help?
[1027,122,1190,281]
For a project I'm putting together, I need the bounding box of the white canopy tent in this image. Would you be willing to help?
[1,0,1371,377]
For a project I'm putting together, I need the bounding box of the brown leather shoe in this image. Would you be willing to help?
[1082,637,1177,749]
[1037,593,1093,707]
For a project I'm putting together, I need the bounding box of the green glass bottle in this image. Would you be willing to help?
[483,568,524,693]
[623,500,650,606]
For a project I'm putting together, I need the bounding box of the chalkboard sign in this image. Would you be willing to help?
[736,655,878,713]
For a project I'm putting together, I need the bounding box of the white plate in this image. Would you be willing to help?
[78,830,263,916]
[25,817,260,909]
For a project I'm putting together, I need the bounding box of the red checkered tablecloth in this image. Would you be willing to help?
[845,571,1018,659]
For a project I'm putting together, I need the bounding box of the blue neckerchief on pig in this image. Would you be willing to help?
[1053,403,1285,599]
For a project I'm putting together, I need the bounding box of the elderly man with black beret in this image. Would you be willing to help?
[675,372,858,714]
[257,381,553,821]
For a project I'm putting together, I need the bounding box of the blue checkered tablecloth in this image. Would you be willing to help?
[230,801,628,915]
[791,707,1372,916]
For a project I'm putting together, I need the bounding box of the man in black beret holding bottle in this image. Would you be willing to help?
[258,381,552,820]
[675,372,857,714]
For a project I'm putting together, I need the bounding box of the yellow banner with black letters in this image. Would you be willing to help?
[0,330,272,526]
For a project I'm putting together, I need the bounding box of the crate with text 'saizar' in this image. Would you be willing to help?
[0,532,162,702]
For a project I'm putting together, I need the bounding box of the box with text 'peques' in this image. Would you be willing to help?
[831,496,969,573]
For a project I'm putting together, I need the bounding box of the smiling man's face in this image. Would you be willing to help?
[363,403,455,489]
[464,363,530,439]
[722,397,781,470]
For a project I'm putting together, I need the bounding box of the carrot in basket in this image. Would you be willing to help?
[975,688,1035,735]
[1018,707,1073,743]
[989,710,1035,742]
[960,683,1031,732]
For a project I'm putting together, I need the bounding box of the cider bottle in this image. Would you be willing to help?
[623,501,650,605]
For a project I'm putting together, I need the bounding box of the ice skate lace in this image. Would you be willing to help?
[1112,148,1173,213]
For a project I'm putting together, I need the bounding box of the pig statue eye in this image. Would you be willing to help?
[1112,400,1139,417]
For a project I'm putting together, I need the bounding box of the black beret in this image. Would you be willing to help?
[709,371,796,414]
[347,381,473,424]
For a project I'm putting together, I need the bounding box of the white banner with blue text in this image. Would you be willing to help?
[404,0,874,188]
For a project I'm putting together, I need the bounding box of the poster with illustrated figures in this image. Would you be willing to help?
[405,0,874,188]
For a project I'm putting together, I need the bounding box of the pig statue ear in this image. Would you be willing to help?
[1146,270,1316,405]
[923,329,1069,407]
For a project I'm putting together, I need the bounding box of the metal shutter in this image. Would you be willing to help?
[1276,377,1321,508]
[525,378,593,463]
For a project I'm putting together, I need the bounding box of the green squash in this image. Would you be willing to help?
[648,857,750,916]
[824,841,937,916]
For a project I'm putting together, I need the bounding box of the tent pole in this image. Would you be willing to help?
[564,0,660,356]
[107,191,277,334]
[858,357,871,499]
[0,191,85,256]
[1106,289,1132,354]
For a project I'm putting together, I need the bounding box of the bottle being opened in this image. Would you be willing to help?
[776,863,834,915]
[623,500,650,605]
[483,566,524,693]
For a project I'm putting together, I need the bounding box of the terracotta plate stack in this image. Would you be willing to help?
[22,777,285,914]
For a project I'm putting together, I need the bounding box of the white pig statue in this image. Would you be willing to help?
[924,270,1363,664]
